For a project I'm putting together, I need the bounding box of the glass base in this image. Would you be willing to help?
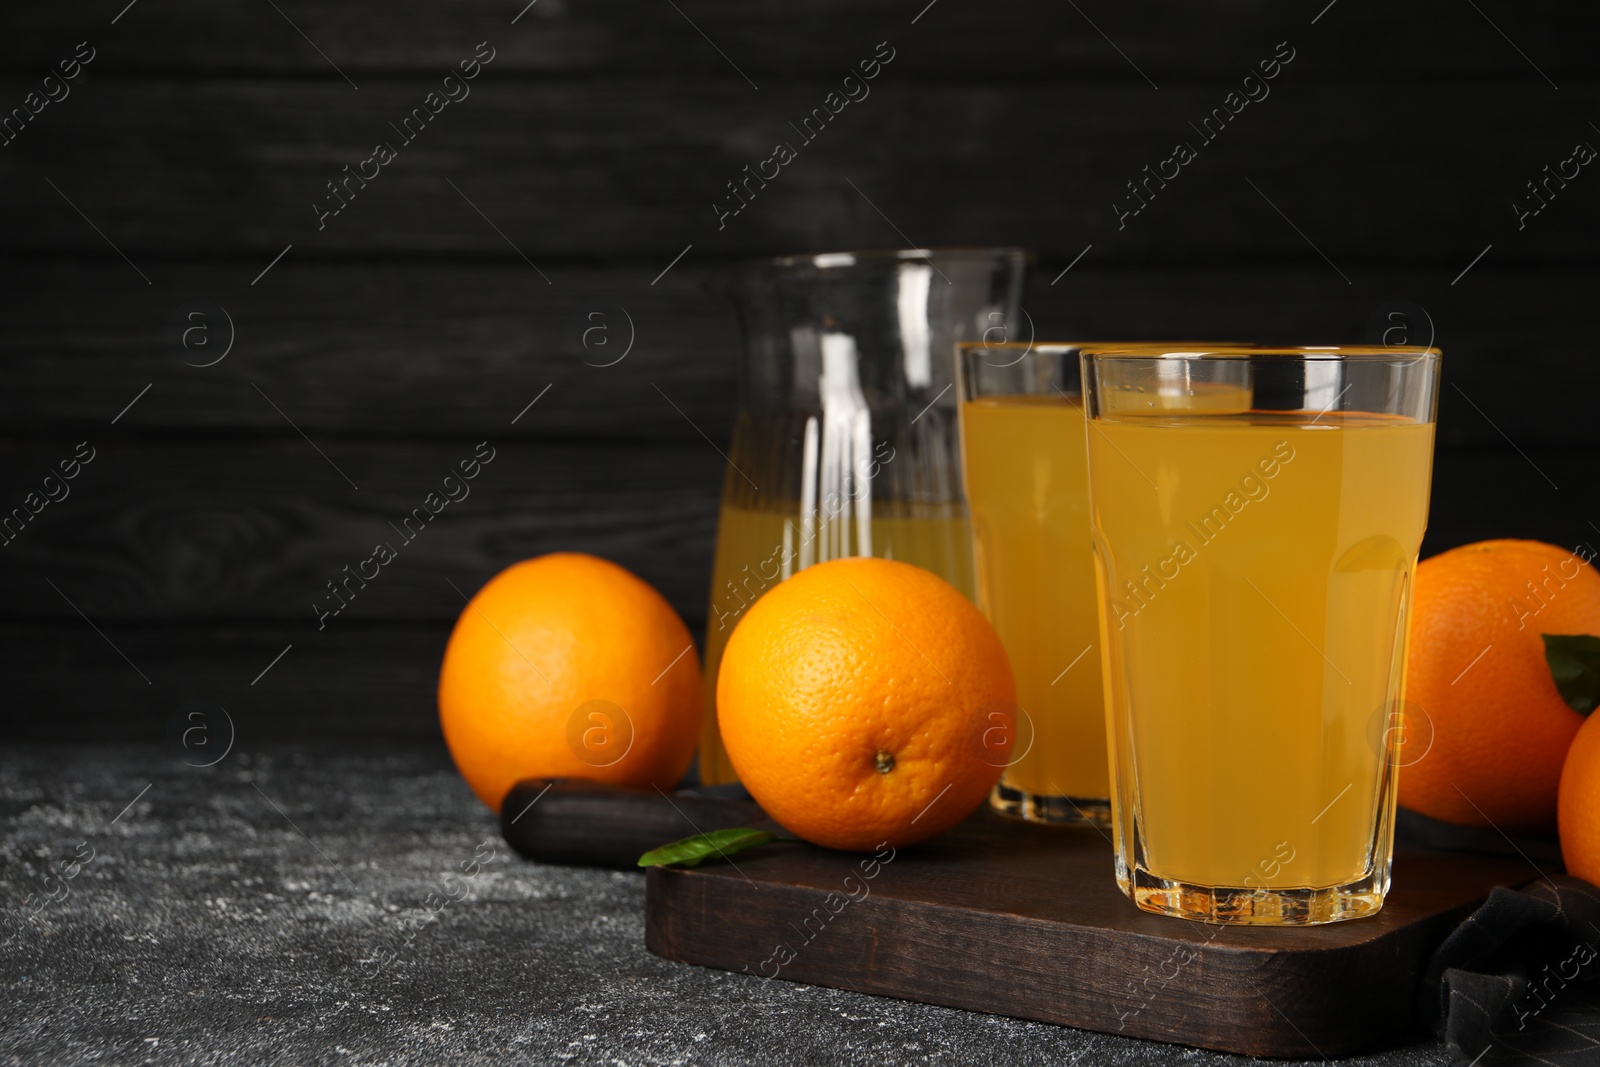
[1114,855,1388,926]
[990,783,1112,828]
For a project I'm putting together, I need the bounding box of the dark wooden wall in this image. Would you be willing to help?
[2,1,1596,739]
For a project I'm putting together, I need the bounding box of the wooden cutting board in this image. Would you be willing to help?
[645,809,1537,1058]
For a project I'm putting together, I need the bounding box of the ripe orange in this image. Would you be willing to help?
[438,553,701,812]
[1559,711,1600,883]
[717,557,1016,851]
[1399,539,1600,829]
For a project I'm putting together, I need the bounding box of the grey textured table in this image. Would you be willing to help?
[1,744,1452,1065]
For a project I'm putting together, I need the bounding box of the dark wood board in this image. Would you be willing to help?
[0,423,1587,738]
[0,621,447,740]
[2,261,1597,448]
[646,810,1539,1058]
[6,0,1594,79]
[0,439,1591,626]
[4,0,1599,752]
[0,438,720,624]
[3,81,1594,262]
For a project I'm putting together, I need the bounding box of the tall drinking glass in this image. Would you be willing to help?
[957,342,1110,826]
[698,249,1029,785]
[1081,345,1441,925]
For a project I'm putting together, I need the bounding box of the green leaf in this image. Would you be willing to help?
[637,828,777,868]
[1542,634,1600,715]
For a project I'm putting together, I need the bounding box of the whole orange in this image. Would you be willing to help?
[1559,711,1600,883]
[438,553,701,812]
[1399,539,1600,829]
[717,557,1016,851]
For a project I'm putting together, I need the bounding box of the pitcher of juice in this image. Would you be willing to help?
[697,248,1029,785]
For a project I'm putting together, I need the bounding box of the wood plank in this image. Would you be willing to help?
[646,809,1539,1057]
[6,0,1593,79]
[0,439,1590,626]
[1425,448,1593,561]
[1,262,1595,448]
[0,621,445,740]
[0,263,743,441]
[0,438,721,624]
[2,79,1592,261]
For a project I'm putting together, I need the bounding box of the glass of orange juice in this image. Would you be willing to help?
[956,342,1110,826]
[1081,344,1441,925]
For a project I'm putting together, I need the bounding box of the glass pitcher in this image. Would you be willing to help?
[698,247,1030,785]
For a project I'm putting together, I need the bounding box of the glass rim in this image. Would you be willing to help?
[734,247,1033,272]
[958,339,1236,357]
[1080,344,1442,361]
[956,340,1086,357]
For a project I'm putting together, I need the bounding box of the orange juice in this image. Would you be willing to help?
[961,396,1108,808]
[1088,412,1434,890]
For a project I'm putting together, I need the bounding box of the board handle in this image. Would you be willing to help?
[499,779,769,870]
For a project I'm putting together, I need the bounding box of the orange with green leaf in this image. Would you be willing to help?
[1399,539,1600,830]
